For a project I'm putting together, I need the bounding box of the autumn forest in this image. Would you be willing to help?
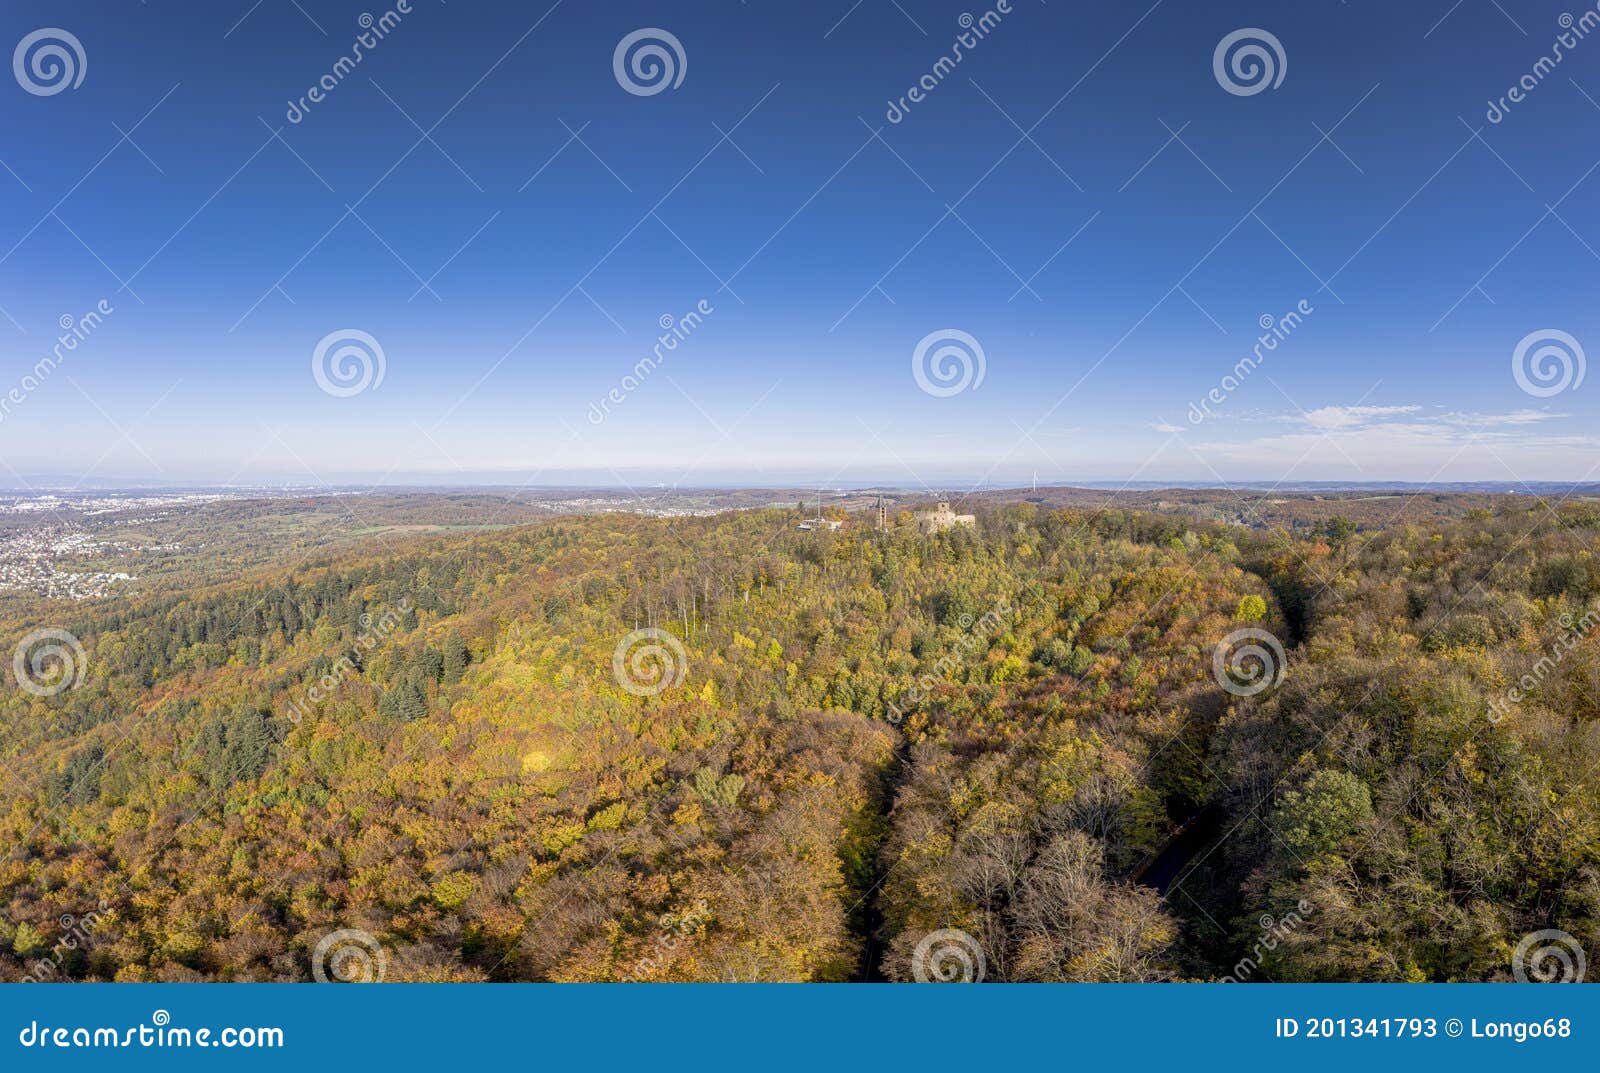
[1,493,1597,982]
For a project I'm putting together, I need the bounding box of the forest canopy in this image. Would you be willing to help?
[1,497,1596,982]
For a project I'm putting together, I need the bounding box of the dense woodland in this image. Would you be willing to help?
[0,496,1597,981]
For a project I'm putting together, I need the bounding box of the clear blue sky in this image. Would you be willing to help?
[1,0,1597,487]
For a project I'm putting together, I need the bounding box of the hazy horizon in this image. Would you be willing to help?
[2,472,1596,496]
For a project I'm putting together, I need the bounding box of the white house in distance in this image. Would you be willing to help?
[916,501,976,534]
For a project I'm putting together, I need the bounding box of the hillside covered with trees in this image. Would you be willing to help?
[0,498,1596,981]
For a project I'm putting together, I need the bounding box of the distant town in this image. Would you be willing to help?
[0,493,225,599]
[0,525,137,600]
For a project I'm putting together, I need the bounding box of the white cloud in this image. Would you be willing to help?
[1440,408,1565,426]
[1298,404,1421,429]
[1191,404,1599,479]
